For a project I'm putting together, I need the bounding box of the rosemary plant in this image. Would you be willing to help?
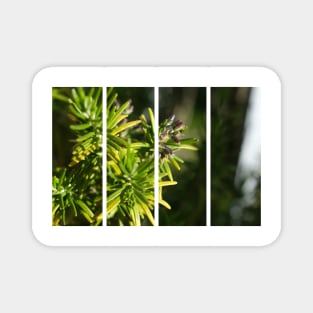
[107,88,198,226]
[52,87,198,226]
[52,87,103,226]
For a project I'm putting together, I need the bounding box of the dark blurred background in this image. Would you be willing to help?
[53,87,78,170]
[211,87,261,226]
[159,87,207,226]
[113,87,154,118]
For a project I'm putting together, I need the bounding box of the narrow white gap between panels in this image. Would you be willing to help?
[206,87,211,227]
[103,87,107,226]
[154,87,159,227]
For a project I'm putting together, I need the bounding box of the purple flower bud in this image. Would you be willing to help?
[172,120,185,132]
[164,146,173,155]
[171,134,180,144]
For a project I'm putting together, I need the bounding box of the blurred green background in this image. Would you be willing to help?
[113,87,154,118]
[53,87,75,170]
[211,87,261,226]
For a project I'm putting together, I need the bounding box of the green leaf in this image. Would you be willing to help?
[179,138,199,145]
[162,160,173,181]
[177,144,198,151]
[169,156,181,171]
[70,122,92,131]
[71,89,81,107]
[73,131,95,142]
[78,87,85,101]
[107,92,118,111]
[52,204,59,219]
[59,168,66,185]
[111,120,141,135]
[107,100,132,129]
[62,208,66,225]
[130,204,141,226]
[107,188,123,203]
[130,142,150,149]
[107,133,128,148]
[107,197,120,218]
[173,154,184,164]
[107,87,114,98]
[159,181,177,187]
[81,211,93,223]
[148,108,155,134]
[69,196,78,217]
[135,200,154,226]
[69,105,88,121]
[76,200,94,218]
[159,199,171,210]
[60,193,65,209]
[52,90,69,103]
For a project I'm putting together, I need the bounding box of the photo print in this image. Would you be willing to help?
[32,67,281,246]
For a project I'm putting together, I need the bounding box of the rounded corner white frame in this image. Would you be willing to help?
[32,67,281,246]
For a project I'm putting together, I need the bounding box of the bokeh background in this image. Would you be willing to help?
[211,87,261,226]
[53,87,76,169]
[113,87,154,117]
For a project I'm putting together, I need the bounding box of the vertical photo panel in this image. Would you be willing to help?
[211,87,261,226]
[158,87,207,226]
[106,87,155,226]
[52,87,103,226]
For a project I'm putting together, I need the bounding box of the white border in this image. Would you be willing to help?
[154,88,159,227]
[32,67,281,246]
